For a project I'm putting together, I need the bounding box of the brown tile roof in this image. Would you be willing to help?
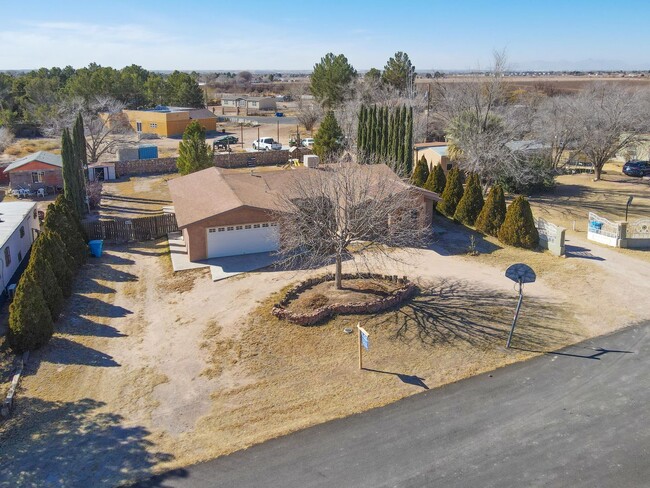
[169,164,440,228]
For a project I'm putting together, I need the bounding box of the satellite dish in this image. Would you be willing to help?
[505,263,536,284]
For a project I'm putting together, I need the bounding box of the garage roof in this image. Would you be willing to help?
[169,165,440,229]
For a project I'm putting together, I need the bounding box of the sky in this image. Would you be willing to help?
[1,0,650,72]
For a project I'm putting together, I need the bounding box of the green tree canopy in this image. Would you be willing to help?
[437,168,464,218]
[382,52,416,93]
[8,270,54,352]
[26,249,64,322]
[310,53,357,109]
[61,128,85,216]
[165,71,204,108]
[497,195,539,249]
[411,156,430,187]
[176,121,214,175]
[475,184,507,236]
[454,173,485,226]
[364,68,381,83]
[423,164,447,195]
[313,111,344,160]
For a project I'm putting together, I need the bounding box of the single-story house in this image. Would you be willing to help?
[88,162,116,181]
[169,165,439,261]
[0,201,40,294]
[121,106,217,137]
[4,151,63,191]
[413,142,455,174]
[221,96,277,114]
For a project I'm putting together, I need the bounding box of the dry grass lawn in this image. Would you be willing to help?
[99,174,177,218]
[1,138,60,161]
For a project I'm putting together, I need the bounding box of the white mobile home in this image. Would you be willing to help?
[0,202,40,293]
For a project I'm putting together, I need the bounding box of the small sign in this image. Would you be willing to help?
[360,329,369,350]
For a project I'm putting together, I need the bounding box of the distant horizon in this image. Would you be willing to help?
[2,0,650,72]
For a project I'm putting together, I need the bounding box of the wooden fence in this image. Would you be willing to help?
[82,213,178,243]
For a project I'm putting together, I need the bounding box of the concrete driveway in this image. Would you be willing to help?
[132,321,650,488]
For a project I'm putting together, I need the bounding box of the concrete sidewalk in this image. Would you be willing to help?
[168,233,278,281]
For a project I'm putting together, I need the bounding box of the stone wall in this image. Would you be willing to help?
[272,273,417,326]
[112,148,313,176]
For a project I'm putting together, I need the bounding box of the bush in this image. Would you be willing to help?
[87,181,103,209]
[454,173,484,226]
[32,231,74,297]
[437,167,464,218]
[475,185,507,237]
[8,270,54,353]
[423,164,446,195]
[411,156,430,187]
[27,249,64,321]
[498,157,556,195]
[313,111,343,160]
[498,195,539,249]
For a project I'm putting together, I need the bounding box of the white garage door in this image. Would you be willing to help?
[206,222,279,258]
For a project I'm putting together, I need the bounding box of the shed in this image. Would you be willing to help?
[88,162,116,181]
[138,145,159,160]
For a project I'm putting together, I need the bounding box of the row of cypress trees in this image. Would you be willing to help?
[62,114,88,217]
[435,167,539,249]
[357,104,413,176]
[8,196,88,353]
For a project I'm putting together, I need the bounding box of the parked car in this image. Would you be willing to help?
[622,160,650,177]
[563,161,595,175]
[253,137,282,151]
[213,135,238,150]
[301,138,314,147]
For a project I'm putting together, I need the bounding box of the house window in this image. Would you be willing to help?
[31,171,44,183]
[244,225,251,229]
[253,224,260,228]
[136,121,142,132]
[262,223,269,228]
[235,225,243,230]
[208,228,216,233]
[217,227,225,232]
[18,251,22,262]
[19,226,24,238]
[270,222,277,227]
[4,247,10,266]
[227,226,234,231]
[150,122,158,129]
[33,209,37,220]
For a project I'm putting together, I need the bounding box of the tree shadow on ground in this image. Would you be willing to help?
[26,336,120,368]
[375,278,575,351]
[0,397,185,487]
[102,194,172,205]
[430,217,502,257]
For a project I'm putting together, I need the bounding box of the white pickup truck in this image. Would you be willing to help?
[252,137,282,151]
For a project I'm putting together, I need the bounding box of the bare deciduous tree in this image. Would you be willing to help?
[275,162,430,289]
[570,83,650,180]
[296,101,322,135]
[40,95,136,162]
[530,94,581,170]
[0,127,14,152]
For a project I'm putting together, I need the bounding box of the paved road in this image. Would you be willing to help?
[133,323,650,488]
[218,115,298,125]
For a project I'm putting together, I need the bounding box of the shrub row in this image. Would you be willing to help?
[8,196,89,353]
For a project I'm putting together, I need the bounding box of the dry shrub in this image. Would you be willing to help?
[303,293,329,309]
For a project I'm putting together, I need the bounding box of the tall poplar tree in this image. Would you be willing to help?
[61,128,84,216]
[404,106,414,174]
[72,113,88,214]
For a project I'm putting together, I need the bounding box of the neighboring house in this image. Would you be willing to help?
[169,165,439,261]
[615,133,650,162]
[221,96,277,114]
[4,151,63,191]
[0,201,40,294]
[413,142,454,174]
[121,106,217,137]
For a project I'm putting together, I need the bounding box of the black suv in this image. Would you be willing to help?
[622,160,650,177]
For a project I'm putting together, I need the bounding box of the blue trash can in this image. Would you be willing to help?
[88,240,104,258]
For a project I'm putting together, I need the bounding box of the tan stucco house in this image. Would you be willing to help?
[413,142,455,175]
[169,165,439,261]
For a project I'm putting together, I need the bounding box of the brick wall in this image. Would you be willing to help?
[112,148,313,177]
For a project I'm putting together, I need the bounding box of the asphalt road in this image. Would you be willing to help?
[218,115,298,125]
[133,322,650,488]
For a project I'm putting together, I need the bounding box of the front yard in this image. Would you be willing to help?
[1,171,650,486]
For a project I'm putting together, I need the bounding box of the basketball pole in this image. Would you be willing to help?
[506,279,524,348]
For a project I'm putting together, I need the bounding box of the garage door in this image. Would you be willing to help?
[206,222,279,258]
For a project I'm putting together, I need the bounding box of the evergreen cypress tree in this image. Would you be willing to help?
[404,106,414,175]
[378,107,386,159]
[498,195,539,249]
[391,106,401,163]
[43,202,88,268]
[411,156,430,187]
[437,167,464,218]
[313,111,344,160]
[396,106,407,174]
[176,121,214,175]
[56,194,88,242]
[475,184,507,237]
[387,110,394,162]
[72,113,88,214]
[26,249,64,322]
[454,173,485,226]
[61,128,83,216]
[8,271,54,353]
[382,108,390,159]
[370,106,378,154]
[40,231,75,297]
[423,164,447,195]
